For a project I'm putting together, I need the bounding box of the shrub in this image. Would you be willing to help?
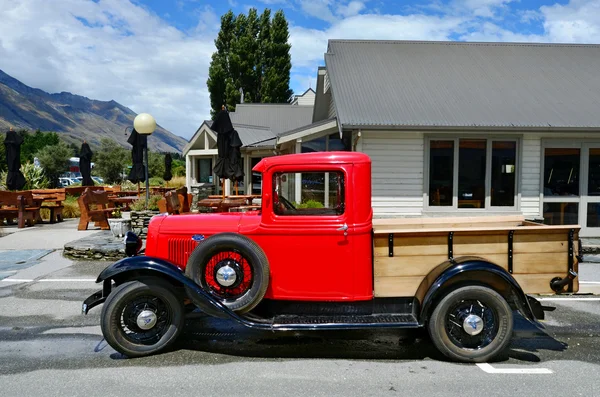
[62,195,81,218]
[130,195,163,211]
[167,175,186,188]
[0,162,49,190]
[296,200,324,209]
[149,176,165,186]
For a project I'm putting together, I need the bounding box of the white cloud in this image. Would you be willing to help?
[540,0,600,43]
[299,0,337,23]
[290,13,466,68]
[336,1,366,18]
[454,0,516,18]
[0,0,215,140]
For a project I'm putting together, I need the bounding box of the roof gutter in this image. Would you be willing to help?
[341,124,600,133]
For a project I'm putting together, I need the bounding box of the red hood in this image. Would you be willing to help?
[156,212,244,235]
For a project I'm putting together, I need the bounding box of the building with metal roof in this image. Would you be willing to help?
[185,40,600,235]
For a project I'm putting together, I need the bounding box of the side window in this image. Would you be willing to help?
[273,171,345,216]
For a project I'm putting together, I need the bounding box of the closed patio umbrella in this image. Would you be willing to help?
[79,142,94,186]
[4,128,26,190]
[163,153,172,182]
[211,108,234,181]
[127,128,147,184]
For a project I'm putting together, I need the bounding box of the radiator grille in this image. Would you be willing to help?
[167,238,199,267]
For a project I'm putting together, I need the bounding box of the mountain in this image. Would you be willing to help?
[0,69,187,152]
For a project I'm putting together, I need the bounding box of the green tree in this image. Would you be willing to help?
[20,130,60,164]
[207,8,292,116]
[262,10,293,103]
[0,134,6,173]
[148,151,165,178]
[94,139,129,184]
[35,141,73,187]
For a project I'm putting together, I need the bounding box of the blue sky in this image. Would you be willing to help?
[0,0,599,140]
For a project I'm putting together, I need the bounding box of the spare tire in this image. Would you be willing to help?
[185,233,269,314]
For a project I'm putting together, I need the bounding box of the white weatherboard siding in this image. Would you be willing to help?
[361,131,424,216]
[521,135,542,219]
[328,96,336,118]
[297,90,315,106]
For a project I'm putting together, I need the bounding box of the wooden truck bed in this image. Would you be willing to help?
[372,215,580,297]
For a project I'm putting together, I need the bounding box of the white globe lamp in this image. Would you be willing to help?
[134,113,156,135]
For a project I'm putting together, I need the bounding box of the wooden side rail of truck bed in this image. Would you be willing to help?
[372,215,580,297]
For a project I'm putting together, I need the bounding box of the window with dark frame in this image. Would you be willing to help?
[428,138,517,209]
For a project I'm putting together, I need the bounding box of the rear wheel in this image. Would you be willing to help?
[185,233,269,313]
[428,285,513,363]
[101,278,184,358]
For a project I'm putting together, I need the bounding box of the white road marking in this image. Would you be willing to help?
[579,281,600,285]
[476,363,553,374]
[1,278,97,283]
[537,297,600,301]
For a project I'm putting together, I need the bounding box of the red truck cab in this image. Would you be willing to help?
[146,152,374,301]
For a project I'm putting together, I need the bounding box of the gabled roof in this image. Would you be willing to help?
[230,104,314,134]
[325,40,600,129]
[183,120,277,154]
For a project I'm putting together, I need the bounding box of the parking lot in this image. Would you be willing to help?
[0,221,599,396]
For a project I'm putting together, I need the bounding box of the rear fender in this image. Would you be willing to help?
[415,257,536,324]
[97,256,233,320]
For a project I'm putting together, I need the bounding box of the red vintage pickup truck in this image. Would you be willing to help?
[83,152,580,362]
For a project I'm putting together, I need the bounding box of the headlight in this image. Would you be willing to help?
[124,231,143,257]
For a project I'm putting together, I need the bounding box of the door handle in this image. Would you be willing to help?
[337,223,348,236]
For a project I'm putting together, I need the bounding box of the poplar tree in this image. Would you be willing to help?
[207,8,293,117]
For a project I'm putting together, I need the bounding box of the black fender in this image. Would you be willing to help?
[415,256,537,325]
[95,256,237,320]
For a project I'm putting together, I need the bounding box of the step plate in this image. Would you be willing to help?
[272,313,418,327]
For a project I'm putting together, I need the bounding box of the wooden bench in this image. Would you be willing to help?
[77,188,116,231]
[0,191,41,228]
[32,188,66,223]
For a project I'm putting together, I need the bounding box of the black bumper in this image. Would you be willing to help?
[82,280,112,315]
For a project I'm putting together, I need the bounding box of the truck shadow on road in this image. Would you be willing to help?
[172,313,569,364]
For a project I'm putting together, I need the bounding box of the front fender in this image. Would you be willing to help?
[416,256,536,324]
[96,256,232,320]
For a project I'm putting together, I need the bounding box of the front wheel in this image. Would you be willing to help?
[100,278,184,358]
[428,285,513,363]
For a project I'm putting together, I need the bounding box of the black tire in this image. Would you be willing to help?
[100,278,184,358]
[185,233,269,314]
[428,285,513,363]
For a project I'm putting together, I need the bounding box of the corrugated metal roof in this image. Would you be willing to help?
[230,104,314,134]
[325,40,600,129]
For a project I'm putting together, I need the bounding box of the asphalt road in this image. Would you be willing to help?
[0,258,599,397]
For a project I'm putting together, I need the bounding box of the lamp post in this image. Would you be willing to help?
[133,113,156,208]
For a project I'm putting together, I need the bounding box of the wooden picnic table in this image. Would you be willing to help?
[108,196,140,211]
[207,195,261,206]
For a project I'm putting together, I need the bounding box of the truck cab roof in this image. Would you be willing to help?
[253,151,371,172]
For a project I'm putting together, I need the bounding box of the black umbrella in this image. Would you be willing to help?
[127,128,147,184]
[4,129,26,190]
[79,142,94,186]
[163,153,173,182]
[211,108,234,181]
[228,129,244,183]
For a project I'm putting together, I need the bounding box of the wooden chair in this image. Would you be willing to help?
[77,188,115,231]
[32,188,66,223]
[158,187,193,215]
[0,191,41,228]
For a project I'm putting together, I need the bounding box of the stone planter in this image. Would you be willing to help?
[108,218,132,238]
[130,210,160,238]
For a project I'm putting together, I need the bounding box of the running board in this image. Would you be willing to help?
[240,313,420,331]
